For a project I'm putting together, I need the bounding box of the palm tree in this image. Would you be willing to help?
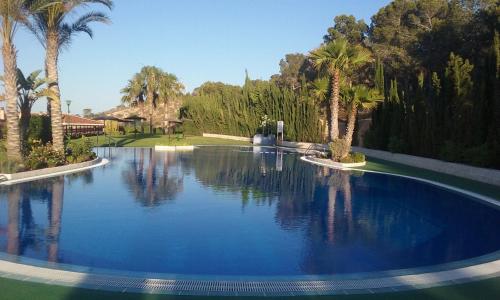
[30,0,113,152]
[158,73,184,133]
[340,85,383,158]
[309,38,371,141]
[0,0,34,160]
[120,76,145,108]
[310,76,330,141]
[121,66,167,135]
[0,69,51,151]
[142,66,163,134]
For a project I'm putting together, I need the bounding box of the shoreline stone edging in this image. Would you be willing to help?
[0,158,108,185]
[202,133,253,142]
[352,146,500,187]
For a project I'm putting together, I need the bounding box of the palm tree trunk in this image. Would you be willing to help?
[46,32,64,152]
[164,100,170,135]
[2,37,22,160]
[19,103,31,153]
[330,69,340,140]
[341,104,357,159]
[148,90,154,135]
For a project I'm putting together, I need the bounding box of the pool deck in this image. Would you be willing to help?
[1,146,500,297]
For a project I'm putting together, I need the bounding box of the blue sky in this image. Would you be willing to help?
[3,0,391,114]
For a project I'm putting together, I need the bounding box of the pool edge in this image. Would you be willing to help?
[1,146,499,296]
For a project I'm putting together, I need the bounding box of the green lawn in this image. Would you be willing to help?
[71,134,251,147]
[359,157,500,201]
[1,140,499,299]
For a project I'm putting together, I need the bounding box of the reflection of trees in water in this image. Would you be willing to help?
[2,177,64,263]
[184,148,318,210]
[298,171,500,274]
[7,186,20,255]
[66,170,94,186]
[183,149,496,273]
[47,179,64,262]
[121,148,184,207]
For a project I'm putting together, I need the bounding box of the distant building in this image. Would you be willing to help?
[62,114,104,137]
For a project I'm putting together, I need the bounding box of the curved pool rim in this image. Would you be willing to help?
[0,146,499,296]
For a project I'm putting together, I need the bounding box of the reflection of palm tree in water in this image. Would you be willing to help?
[47,178,64,263]
[323,168,353,243]
[4,178,65,262]
[122,148,184,206]
[7,186,20,255]
[146,148,156,206]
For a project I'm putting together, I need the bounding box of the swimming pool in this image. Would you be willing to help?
[1,146,499,278]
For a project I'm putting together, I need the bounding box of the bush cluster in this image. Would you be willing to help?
[340,152,366,163]
[25,141,66,170]
[66,137,97,163]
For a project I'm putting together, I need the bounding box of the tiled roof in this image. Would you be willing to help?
[62,114,104,126]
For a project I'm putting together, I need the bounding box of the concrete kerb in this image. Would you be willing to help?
[0,158,109,185]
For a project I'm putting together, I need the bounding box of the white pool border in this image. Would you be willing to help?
[0,158,109,185]
[0,146,499,296]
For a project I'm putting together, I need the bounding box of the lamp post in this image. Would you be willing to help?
[66,100,72,114]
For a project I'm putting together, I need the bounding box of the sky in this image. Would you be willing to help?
[2,0,392,115]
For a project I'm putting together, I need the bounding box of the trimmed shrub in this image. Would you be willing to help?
[340,152,366,163]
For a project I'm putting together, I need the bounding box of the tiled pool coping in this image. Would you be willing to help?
[0,251,499,296]
[0,146,499,296]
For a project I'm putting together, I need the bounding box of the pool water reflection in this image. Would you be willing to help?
[0,146,499,276]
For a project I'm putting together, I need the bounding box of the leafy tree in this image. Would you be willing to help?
[182,77,323,142]
[324,15,368,45]
[271,53,309,90]
[366,0,500,168]
[29,0,113,152]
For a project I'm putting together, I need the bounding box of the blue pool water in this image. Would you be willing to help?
[0,146,499,276]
